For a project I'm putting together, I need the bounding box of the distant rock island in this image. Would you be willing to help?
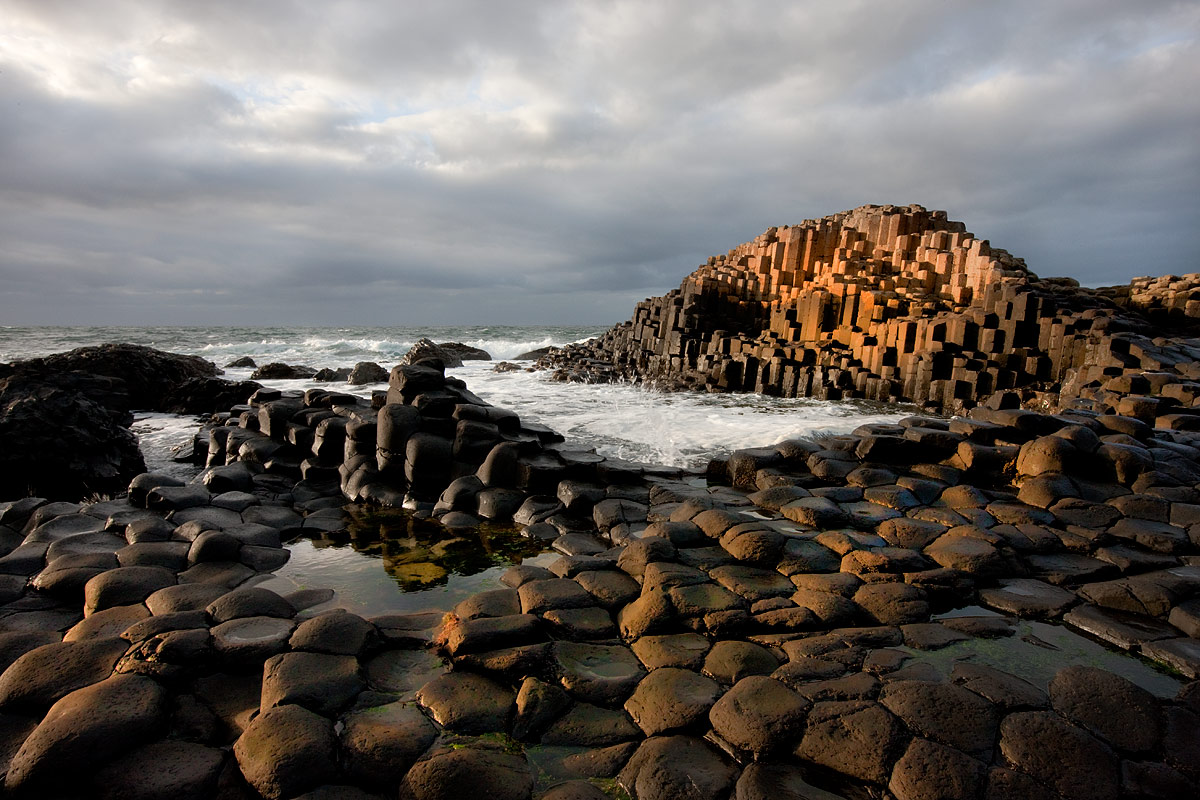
[539,204,1200,417]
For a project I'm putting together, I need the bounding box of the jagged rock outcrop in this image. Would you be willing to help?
[538,204,1200,416]
[0,345,235,499]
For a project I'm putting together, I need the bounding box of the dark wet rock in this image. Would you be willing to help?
[399,735,533,800]
[879,679,999,757]
[1049,665,1160,753]
[233,703,338,800]
[624,666,722,735]
[5,673,168,794]
[709,674,810,757]
[889,737,987,800]
[251,362,316,379]
[348,361,389,384]
[555,641,646,706]
[702,639,780,684]
[416,671,514,733]
[999,710,1119,800]
[796,700,908,785]
[261,651,364,717]
[617,735,738,800]
[91,739,226,800]
[0,637,129,712]
[340,701,438,789]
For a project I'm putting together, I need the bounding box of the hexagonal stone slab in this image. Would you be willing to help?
[624,667,721,735]
[618,735,738,800]
[340,701,438,789]
[709,675,809,758]
[555,642,646,707]
[416,671,514,734]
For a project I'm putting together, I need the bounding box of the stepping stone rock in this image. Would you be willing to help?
[233,703,338,800]
[949,663,1047,710]
[796,700,908,785]
[6,674,168,793]
[0,637,129,712]
[84,566,176,616]
[1141,637,1200,679]
[540,702,641,746]
[732,762,848,800]
[442,614,543,658]
[206,587,295,623]
[512,676,572,741]
[340,701,438,789]
[145,583,227,615]
[702,640,779,684]
[400,735,534,800]
[979,578,1077,618]
[618,735,738,800]
[1049,665,1160,753]
[631,633,712,671]
[289,610,377,655]
[416,671,514,733]
[888,737,986,800]
[999,711,1119,800]
[64,603,149,642]
[878,679,998,757]
[91,740,225,800]
[211,616,295,664]
[1064,604,1178,650]
[709,675,809,757]
[624,667,722,735]
[518,579,594,615]
[555,641,646,706]
[364,649,447,698]
[261,651,364,717]
[573,570,640,609]
[710,565,793,601]
[853,582,929,625]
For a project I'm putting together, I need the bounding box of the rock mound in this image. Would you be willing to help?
[535,204,1200,415]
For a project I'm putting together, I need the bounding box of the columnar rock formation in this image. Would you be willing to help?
[538,204,1200,415]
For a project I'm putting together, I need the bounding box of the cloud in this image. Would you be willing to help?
[0,0,1197,325]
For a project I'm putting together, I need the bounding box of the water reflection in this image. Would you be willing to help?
[272,506,554,617]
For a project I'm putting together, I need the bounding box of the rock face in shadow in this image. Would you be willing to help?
[535,204,1200,416]
[0,344,225,499]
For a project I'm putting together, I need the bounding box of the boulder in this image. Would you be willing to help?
[233,703,339,800]
[5,674,169,793]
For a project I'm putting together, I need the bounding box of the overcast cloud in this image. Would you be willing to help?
[2,0,1197,325]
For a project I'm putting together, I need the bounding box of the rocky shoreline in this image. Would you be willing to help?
[0,348,1197,798]
[1,205,1199,799]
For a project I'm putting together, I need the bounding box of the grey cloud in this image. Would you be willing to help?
[0,0,1197,325]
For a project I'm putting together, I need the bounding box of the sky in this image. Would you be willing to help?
[2,1,1198,326]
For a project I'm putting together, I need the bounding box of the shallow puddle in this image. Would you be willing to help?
[918,606,1184,698]
[271,506,557,617]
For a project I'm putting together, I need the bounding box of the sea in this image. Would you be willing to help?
[0,325,916,615]
[0,324,915,475]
